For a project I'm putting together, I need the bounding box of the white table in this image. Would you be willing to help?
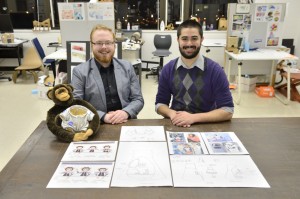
[202,39,226,48]
[225,49,298,105]
[44,48,66,60]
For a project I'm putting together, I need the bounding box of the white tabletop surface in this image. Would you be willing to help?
[0,39,28,47]
[44,48,66,60]
[202,39,226,47]
[225,48,298,61]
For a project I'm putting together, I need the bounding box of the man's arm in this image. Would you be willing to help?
[157,104,177,119]
[158,104,233,127]
[121,64,144,119]
[172,108,233,125]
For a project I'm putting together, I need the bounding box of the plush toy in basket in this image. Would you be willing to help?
[46,84,100,142]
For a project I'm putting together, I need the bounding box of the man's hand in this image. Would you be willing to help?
[104,110,129,124]
[171,111,194,128]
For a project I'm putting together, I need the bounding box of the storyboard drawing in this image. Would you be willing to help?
[120,126,165,141]
[62,141,118,162]
[170,155,270,188]
[111,142,173,187]
[47,162,114,188]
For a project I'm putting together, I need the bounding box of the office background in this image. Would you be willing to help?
[1,0,300,172]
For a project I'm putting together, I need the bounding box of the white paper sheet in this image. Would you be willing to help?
[201,132,249,154]
[120,126,165,141]
[47,162,114,188]
[61,141,118,162]
[170,155,270,188]
[111,142,173,187]
[166,131,208,155]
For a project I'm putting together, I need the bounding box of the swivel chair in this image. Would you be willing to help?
[146,34,172,80]
[32,38,56,78]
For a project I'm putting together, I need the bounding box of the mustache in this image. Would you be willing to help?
[183,45,196,50]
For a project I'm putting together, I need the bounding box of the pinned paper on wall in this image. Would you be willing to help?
[255,4,283,22]
[232,14,252,31]
[58,3,85,21]
[88,2,114,21]
[266,22,282,47]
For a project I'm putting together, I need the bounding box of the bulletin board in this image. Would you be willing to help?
[227,3,286,49]
[58,2,115,48]
[66,41,91,83]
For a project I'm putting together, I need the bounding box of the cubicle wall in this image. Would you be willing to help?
[227,3,286,49]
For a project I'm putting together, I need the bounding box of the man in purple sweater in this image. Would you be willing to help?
[155,19,234,128]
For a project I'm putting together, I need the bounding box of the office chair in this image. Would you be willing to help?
[145,34,172,80]
[12,47,44,83]
[32,37,57,78]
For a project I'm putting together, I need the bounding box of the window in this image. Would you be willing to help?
[1,0,237,30]
[114,0,159,30]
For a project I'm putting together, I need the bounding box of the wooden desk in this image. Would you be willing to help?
[1,118,299,199]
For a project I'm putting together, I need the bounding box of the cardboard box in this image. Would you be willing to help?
[218,18,227,30]
[255,86,275,97]
[227,36,239,49]
[37,84,51,99]
[241,83,256,92]
[132,25,139,30]
[240,75,257,85]
[236,75,257,86]
[1,33,14,43]
[37,75,54,99]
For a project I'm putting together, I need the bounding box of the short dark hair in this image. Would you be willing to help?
[177,19,203,39]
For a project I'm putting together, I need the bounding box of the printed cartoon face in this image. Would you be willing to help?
[65,167,74,172]
[224,142,241,152]
[62,10,74,19]
[82,167,90,172]
[99,168,107,172]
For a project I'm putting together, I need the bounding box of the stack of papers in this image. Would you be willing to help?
[47,141,118,188]
[47,128,270,188]
[166,131,268,188]
[111,126,173,187]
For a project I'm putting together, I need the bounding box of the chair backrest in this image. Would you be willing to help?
[21,47,44,68]
[154,34,172,50]
[152,34,172,57]
[32,37,46,60]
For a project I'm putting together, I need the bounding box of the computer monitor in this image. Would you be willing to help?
[10,12,34,29]
[0,14,14,33]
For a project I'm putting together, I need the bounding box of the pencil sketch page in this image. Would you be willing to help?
[170,155,270,188]
[166,131,209,155]
[120,126,165,141]
[47,162,114,188]
[111,142,173,187]
[61,141,118,162]
[201,132,249,154]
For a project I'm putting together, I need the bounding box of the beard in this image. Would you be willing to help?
[179,45,201,59]
[93,50,114,64]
